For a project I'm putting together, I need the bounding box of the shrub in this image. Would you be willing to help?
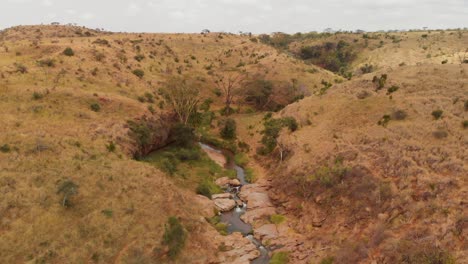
[196,179,221,199]
[387,85,399,95]
[200,98,213,112]
[32,91,44,100]
[463,120,468,129]
[311,160,347,188]
[360,63,374,74]
[101,209,113,218]
[63,47,74,56]
[162,217,186,259]
[259,117,298,155]
[392,109,407,120]
[220,118,237,140]
[464,100,468,111]
[132,69,144,78]
[270,214,286,225]
[441,59,448,64]
[432,110,443,120]
[372,74,387,90]
[57,180,79,207]
[270,251,289,264]
[14,63,27,74]
[37,58,55,67]
[0,144,11,153]
[378,115,391,127]
[134,54,145,62]
[106,141,116,152]
[90,103,101,112]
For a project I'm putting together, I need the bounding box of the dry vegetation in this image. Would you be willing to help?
[0,24,467,263]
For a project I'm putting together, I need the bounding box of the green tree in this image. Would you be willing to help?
[220,118,237,139]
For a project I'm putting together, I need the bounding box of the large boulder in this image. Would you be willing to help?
[214,198,236,212]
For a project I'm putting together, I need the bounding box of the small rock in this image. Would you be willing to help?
[229,179,241,186]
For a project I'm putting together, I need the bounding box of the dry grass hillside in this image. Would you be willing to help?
[0,25,339,263]
[286,30,468,76]
[262,63,467,263]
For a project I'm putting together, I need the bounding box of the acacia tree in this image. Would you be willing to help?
[213,69,246,115]
[161,76,200,125]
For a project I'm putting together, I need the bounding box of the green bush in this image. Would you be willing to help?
[134,54,145,62]
[270,251,289,264]
[63,47,74,56]
[387,85,399,95]
[259,117,298,155]
[196,179,221,199]
[162,217,186,259]
[372,74,387,90]
[32,91,44,100]
[132,69,145,78]
[378,115,391,127]
[463,120,468,129]
[310,159,347,188]
[432,109,443,120]
[90,103,101,112]
[106,141,116,152]
[270,214,286,225]
[161,155,179,176]
[220,118,237,140]
[0,144,11,153]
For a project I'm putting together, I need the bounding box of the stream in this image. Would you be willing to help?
[199,143,270,264]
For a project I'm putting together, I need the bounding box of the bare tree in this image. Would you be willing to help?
[161,76,200,125]
[213,69,246,115]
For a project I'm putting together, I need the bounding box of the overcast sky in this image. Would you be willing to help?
[1,0,467,33]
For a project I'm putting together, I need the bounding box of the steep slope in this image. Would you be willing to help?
[259,63,467,263]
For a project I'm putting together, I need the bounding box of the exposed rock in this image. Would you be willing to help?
[241,207,276,223]
[215,177,231,188]
[230,179,241,186]
[254,224,278,241]
[214,198,236,212]
[217,232,260,264]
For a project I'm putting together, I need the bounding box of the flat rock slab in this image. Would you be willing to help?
[254,224,279,241]
[241,206,276,224]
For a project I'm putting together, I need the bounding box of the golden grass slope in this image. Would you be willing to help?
[267,63,467,263]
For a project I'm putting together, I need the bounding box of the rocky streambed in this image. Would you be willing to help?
[198,143,314,264]
[199,143,270,264]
